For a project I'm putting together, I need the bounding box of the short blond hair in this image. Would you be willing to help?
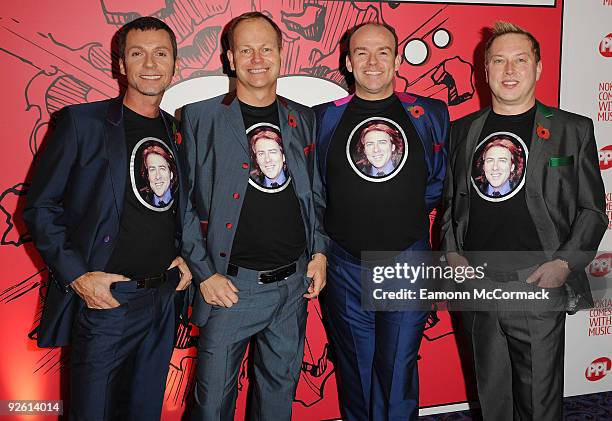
[485,21,541,63]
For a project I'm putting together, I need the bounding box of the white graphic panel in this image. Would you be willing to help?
[561,0,612,397]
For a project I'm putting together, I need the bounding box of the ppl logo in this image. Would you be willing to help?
[585,357,612,381]
[598,145,612,169]
[589,253,612,277]
[600,33,612,57]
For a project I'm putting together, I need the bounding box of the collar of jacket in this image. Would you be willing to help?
[221,90,292,109]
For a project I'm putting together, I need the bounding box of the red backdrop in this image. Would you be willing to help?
[0,1,563,419]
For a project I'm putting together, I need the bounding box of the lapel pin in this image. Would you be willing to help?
[288,111,298,128]
[172,122,182,145]
[536,123,550,141]
[407,105,424,119]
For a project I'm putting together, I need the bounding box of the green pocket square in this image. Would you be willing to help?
[549,156,574,167]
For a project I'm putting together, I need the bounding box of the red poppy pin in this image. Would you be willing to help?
[408,105,425,119]
[304,144,315,156]
[172,122,182,145]
[536,124,550,140]
[288,111,298,128]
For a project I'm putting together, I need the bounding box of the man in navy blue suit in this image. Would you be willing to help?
[24,17,193,421]
[314,22,448,420]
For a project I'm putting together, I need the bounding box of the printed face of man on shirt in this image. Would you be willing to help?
[254,137,285,180]
[483,145,514,189]
[363,129,395,169]
[146,153,173,197]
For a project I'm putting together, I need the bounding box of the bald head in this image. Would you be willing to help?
[347,22,399,56]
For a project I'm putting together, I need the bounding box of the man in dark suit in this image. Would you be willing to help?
[179,12,328,421]
[314,22,448,420]
[441,21,607,420]
[23,17,192,421]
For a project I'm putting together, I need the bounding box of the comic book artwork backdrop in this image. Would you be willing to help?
[0,1,569,420]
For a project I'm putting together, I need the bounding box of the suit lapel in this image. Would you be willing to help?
[160,113,176,152]
[526,101,553,183]
[401,96,432,175]
[160,113,184,225]
[277,96,294,152]
[277,96,303,190]
[318,100,349,183]
[221,92,249,154]
[452,109,489,248]
[276,96,313,250]
[104,97,127,220]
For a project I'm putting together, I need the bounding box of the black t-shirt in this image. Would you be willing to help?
[105,106,177,278]
[464,105,545,270]
[324,95,428,258]
[229,100,306,270]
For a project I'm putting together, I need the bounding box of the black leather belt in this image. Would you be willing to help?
[227,262,297,284]
[111,266,180,290]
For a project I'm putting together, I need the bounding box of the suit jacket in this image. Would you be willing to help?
[440,101,607,308]
[314,92,449,214]
[23,96,186,347]
[180,92,329,326]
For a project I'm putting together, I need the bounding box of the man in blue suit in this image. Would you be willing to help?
[179,12,328,421]
[314,22,449,420]
[24,17,192,421]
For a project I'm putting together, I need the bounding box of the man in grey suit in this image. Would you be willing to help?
[441,22,607,420]
[179,12,328,421]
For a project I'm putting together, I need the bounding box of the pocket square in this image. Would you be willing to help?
[548,155,574,167]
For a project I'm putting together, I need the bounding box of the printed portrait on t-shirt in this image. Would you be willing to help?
[247,123,291,193]
[346,117,408,182]
[130,137,178,211]
[471,132,527,202]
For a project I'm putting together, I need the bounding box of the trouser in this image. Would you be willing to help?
[323,240,430,421]
[70,279,182,421]
[461,276,567,421]
[190,257,310,421]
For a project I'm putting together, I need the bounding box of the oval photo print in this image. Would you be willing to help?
[247,123,292,193]
[346,117,408,182]
[130,137,178,212]
[470,131,528,202]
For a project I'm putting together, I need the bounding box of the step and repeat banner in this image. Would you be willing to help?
[560,0,612,398]
[1,0,609,419]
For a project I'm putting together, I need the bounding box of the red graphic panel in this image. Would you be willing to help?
[0,1,563,419]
